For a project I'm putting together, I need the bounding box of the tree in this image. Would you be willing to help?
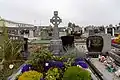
[72,23,76,27]
[119,23,120,26]
[68,22,72,28]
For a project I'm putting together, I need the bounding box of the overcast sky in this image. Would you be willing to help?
[0,0,120,26]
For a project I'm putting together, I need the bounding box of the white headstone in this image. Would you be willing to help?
[82,27,85,33]
[96,33,111,53]
[29,30,34,38]
[105,27,107,34]
[112,28,114,36]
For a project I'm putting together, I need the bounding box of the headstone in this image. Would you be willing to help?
[29,30,34,38]
[61,36,74,51]
[89,29,95,36]
[24,38,28,52]
[59,32,67,37]
[82,27,85,33]
[40,30,49,40]
[86,36,103,52]
[86,34,111,54]
[112,28,115,36]
[105,27,107,34]
[49,11,63,55]
[107,27,113,36]
[22,37,30,60]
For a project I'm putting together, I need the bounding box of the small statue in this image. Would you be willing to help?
[99,55,106,62]
[103,60,108,66]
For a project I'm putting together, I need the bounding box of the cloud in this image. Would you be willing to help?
[0,0,120,26]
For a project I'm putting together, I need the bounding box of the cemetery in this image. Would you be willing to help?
[1,11,120,80]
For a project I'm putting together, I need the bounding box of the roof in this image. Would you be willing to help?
[0,18,34,26]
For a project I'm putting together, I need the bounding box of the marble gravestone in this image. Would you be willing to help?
[105,26,115,37]
[40,30,49,40]
[49,11,63,55]
[86,33,111,54]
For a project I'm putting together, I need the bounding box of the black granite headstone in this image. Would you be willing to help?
[86,36,103,52]
[22,37,29,60]
[24,38,28,51]
[107,28,112,36]
[61,36,74,51]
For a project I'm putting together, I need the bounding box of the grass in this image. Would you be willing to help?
[0,61,24,80]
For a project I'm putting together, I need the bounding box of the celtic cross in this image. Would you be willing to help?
[50,11,62,39]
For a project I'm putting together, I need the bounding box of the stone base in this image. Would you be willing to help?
[49,39,63,56]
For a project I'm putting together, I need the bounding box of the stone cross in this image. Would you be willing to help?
[50,11,62,40]
[49,11,63,55]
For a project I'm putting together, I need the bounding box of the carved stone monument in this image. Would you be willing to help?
[86,33,111,57]
[49,11,63,55]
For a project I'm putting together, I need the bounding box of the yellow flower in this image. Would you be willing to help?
[18,70,43,80]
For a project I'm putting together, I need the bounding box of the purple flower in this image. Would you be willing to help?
[21,64,32,73]
[75,61,88,69]
[53,61,64,68]
[75,58,84,62]
[45,60,64,71]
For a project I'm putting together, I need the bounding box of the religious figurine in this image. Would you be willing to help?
[98,55,106,62]
[103,60,108,66]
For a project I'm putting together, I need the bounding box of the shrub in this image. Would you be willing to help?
[45,67,62,80]
[18,70,43,80]
[26,50,53,72]
[63,66,91,80]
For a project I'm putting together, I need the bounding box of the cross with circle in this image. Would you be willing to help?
[50,11,62,40]
[50,11,62,26]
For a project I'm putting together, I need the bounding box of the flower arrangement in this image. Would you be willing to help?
[10,49,91,80]
[112,35,120,44]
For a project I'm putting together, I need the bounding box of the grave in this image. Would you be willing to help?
[88,28,99,36]
[40,29,51,40]
[86,33,111,57]
[59,31,67,37]
[20,37,30,60]
[49,11,63,55]
[61,36,74,51]
[105,25,115,37]
[98,26,105,33]
[86,33,120,80]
